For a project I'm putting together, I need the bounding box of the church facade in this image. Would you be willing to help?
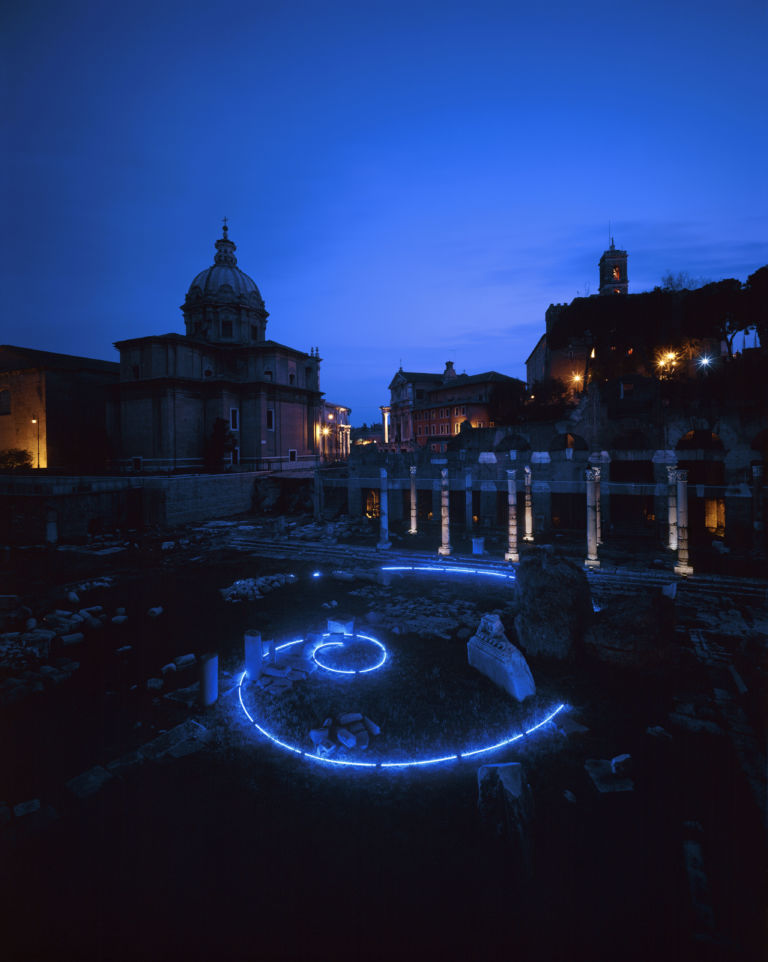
[110,225,325,471]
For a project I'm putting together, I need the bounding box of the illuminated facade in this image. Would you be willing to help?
[111,225,327,471]
[0,346,118,471]
[383,362,525,452]
[319,401,351,462]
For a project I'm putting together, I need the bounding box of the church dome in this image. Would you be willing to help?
[185,223,265,308]
[182,223,269,343]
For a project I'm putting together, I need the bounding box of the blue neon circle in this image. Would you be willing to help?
[312,632,387,675]
[236,562,564,770]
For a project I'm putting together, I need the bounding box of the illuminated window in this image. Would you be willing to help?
[612,266,621,280]
[454,423,461,434]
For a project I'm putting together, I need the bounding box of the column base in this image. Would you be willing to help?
[504,551,519,563]
[407,528,418,535]
[673,563,693,576]
[377,540,392,550]
[523,535,534,543]
[584,558,600,569]
[437,545,451,556]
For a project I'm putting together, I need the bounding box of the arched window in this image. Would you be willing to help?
[0,390,10,415]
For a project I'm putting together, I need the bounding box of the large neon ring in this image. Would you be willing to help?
[237,644,565,771]
[312,632,387,675]
[236,563,563,769]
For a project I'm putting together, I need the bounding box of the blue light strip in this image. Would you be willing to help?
[312,632,388,675]
[237,669,565,771]
[235,564,563,770]
[381,564,514,580]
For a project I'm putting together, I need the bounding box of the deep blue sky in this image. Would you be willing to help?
[3,0,767,424]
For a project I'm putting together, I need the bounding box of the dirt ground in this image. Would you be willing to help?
[0,518,765,961]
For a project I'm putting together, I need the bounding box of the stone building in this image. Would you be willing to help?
[381,362,525,453]
[0,346,118,471]
[110,224,325,471]
[319,401,351,462]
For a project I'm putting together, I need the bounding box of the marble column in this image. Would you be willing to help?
[465,469,473,532]
[438,468,451,556]
[585,468,600,568]
[666,464,678,551]
[593,465,602,545]
[523,464,534,542]
[505,469,519,563]
[408,465,418,534]
[674,469,693,575]
[377,467,391,549]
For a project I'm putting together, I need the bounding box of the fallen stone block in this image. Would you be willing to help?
[336,727,356,748]
[610,753,632,776]
[106,750,144,776]
[13,798,41,818]
[60,632,85,646]
[111,615,128,626]
[266,679,293,695]
[66,766,114,799]
[309,727,330,745]
[467,613,535,702]
[115,645,132,655]
[263,664,290,678]
[160,662,176,676]
[146,677,164,692]
[139,720,208,761]
[339,711,363,725]
[173,653,196,671]
[584,759,634,793]
[477,763,534,867]
[147,606,164,618]
[363,716,381,736]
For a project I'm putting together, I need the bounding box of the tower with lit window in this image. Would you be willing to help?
[598,239,628,295]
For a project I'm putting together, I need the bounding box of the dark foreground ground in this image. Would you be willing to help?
[0,519,766,962]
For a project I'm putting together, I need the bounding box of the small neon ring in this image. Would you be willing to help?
[312,632,388,675]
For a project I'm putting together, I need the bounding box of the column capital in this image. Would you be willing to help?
[675,468,688,483]
[506,468,516,481]
[524,464,532,480]
[592,465,601,482]
[585,467,596,482]
[666,464,678,483]
[409,465,417,477]
[380,467,388,480]
[441,467,449,480]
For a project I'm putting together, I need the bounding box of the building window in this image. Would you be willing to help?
[232,446,240,465]
[454,423,461,434]
[132,365,140,380]
[0,390,9,415]
[222,320,233,338]
[251,325,259,340]
[230,408,239,431]
[289,373,295,385]
[266,409,275,431]
[264,369,273,382]
[416,389,424,400]
[289,449,297,462]
[305,366,312,384]
[612,266,621,280]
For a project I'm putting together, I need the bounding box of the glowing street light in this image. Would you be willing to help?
[31,417,40,468]
[698,355,712,368]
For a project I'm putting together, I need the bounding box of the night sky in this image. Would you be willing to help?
[3,0,767,424]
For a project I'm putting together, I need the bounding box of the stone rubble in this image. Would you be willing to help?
[467,613,536,702]
[309,713,381,755]
[219,572,298,603]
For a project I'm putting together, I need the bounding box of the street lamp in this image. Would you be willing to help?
[31,417,40,468]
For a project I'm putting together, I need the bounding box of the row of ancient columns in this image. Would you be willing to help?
[380,466,533,560]
[377,464,697,574]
